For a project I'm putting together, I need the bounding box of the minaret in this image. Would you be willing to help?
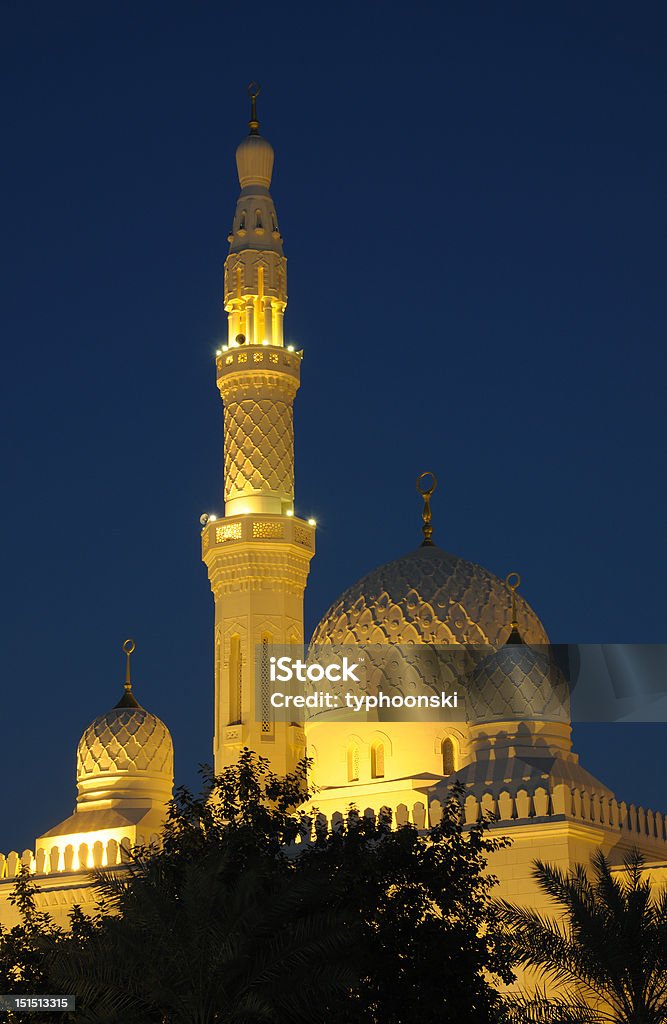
[202,86,315,776]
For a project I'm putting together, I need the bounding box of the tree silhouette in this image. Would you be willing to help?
[3,750,514,1023]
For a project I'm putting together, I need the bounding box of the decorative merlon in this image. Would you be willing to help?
[0,832,161,881]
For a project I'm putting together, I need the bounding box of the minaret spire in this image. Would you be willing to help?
[224,83,284,342]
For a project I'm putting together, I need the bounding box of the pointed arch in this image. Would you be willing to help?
[214,631,221,736]
[260,632,273,734]
[441,737,455,777]
[347,742,360,782]
[371,741,385,779]
[229,634,242,725]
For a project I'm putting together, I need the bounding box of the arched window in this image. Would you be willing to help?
[441,738,455,777]
[238,209,246,232]
[371,742,385,779]
[255,209,263,230]
[347,743,360,782]
[229,635,242,725]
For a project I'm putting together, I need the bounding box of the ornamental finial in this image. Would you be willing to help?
[247,81,260,136]
[416,471,437,546]
[504,573,524,644]
[123,638,136,694]
[114,638,142,709]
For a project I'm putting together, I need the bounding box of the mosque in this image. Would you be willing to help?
[1,90,665,998]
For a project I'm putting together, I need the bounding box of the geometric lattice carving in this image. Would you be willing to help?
[223,397,293,502]
[260,634,272,733]
[217,523,242,542]
[77,708,173,778]
[294,525,312,547]
[253,521,284,539]
[311,545,548,647]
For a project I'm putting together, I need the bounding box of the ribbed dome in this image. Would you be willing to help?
[77,706,173,781]
[236,134,274,189]
[468,643,570,724]
[311,546,548,647]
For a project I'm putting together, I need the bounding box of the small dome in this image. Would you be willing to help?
[311,546,548,647]
[236,133,274,189]
[468,642,570,724]
[77,705,173,781]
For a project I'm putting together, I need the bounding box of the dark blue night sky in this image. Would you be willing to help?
[1,2,665,851]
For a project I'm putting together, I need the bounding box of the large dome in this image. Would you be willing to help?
[311,546,548,647]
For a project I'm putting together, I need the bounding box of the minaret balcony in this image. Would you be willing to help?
[202,513,315,598]
[216,343,302,389]
[202,513,315,556]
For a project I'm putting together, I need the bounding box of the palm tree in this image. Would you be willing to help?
[498,848,667,1023]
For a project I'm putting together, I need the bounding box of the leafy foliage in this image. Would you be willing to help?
[498,848,667,1023]
[47,751,354,1024]
[0,868,95,1024]
[2,750,513,1023]
[304,792,513,1024]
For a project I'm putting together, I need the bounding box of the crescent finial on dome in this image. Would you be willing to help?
[416,471,437,546]
[115,638,142,709]
[504,572,524,645]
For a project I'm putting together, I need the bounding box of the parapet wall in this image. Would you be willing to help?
[304,782,667,847]
[2,782,666,882]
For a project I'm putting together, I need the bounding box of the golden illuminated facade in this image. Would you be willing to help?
[0,91,666,1012]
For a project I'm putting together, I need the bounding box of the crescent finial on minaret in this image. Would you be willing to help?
[247,81,260,136]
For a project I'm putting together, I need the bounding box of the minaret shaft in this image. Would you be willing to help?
[219,353,298,517]
[203,95,314,775]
